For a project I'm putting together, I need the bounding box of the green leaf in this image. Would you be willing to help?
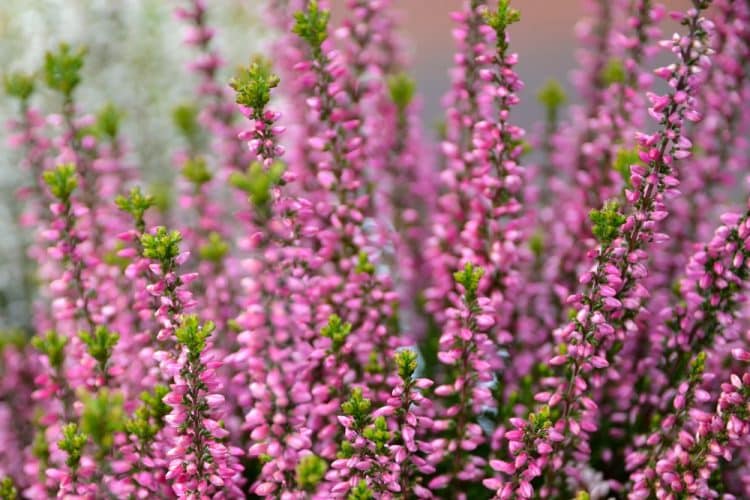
[295,455,328,492]
[125,384,171,443]
[43,164,78,201]
[140,227,182,265]
[80,389,124,458]
[347,480,374,500]
[79,326,119,374]
[115,186,155,231]
[148,182,173,214]
[172,103,200,140]
[31,331,68,369]
[485,0,521,45]
[44,43,86,97]
[529,231,544,258]
[453,262,484,304]
[96,103,122,139]
[0,477,18,500]
[320,314,352,352]
[229,161,285,210]
[613,147,640,187]
[362,416,390,452]
[175,315,215,355]
[199,232,230,263]
[182,156,212,186]
[601,58,626,86]
[537,79,567,120]
[230,57,280,111]
[3,72,35,101]
[387,73,416,112]
[292,0,330,53]
[58,423,88,470]
[589,201,626,246]
[341,388,372,430]
[355,250,375,275]
[395,349,418,380]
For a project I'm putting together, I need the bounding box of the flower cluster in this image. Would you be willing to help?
[2,0,750,498]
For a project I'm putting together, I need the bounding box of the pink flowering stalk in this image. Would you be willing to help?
[327,349,436,498]
[488,3,716,497]
[632,347,750,498]
[626,206,750,485]
[660,0,750,290]
[163,315,243,498]
[430,262,497,490]
[290,0,402,391]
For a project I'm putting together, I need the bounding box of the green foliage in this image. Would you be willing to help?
[601,58,626,86]
[365,351,382,375]
[31,331,68,369]
[485,0,520,49]
[125,384,171,443]
[80,389,124,458]
[58,423,87,470]
[32,424,50,466]
[79,326,119,376]
[292,0,330,54]
[537,79,567,123]
[175,315,214,355]
[395,349,418,380]
[575,492,591,500]
[613,147,640,187]
[348,480,374,500]
[689,352,707,382]
[230,57,280,111]
[96,103,122,139]
[3,72,35,102]
[172,103,200,141]
[0,329,27,353]
[363,416,390,453]
[148,182,173,214]
[527,405,552,435]
[355,250,375,275]
[321,314,352,352]
[43,164,78,201]
[453,262,484,305]
[116,186,155,233]
[341,388,372,430]
[229,161,285,211]
[0,477,17,500]
[44,43,86,97]
[387,73,416,112]
[182,156,212,186]
[140,227,182,265]
[529,231,544,258]
[295,454,328,491]
[199,232,230,263]
[590,201,626,246]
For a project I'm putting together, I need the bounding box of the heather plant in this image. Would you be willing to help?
[1,0,750,498]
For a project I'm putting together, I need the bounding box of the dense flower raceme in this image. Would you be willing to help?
[2,0,750,499]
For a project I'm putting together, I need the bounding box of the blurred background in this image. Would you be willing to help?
[0,0,689,330]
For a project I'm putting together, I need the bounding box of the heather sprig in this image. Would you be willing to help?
[0,477,18,500]
[43,44,86,99]
[3,72,35,103]
[230,58,280,112]
[79,327,119,385]
[57,423,87,478]
[292,0,329,56]
[115,186,155,235]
